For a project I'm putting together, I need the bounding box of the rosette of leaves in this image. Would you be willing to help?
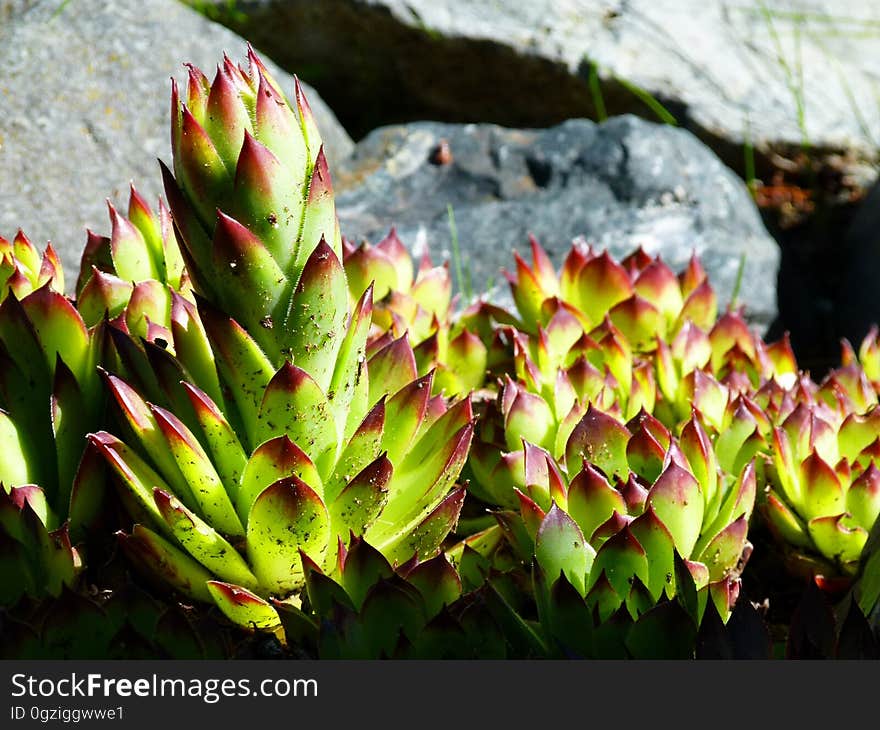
[0,231,65,298]
[488,406,756,627]
[0,237,107,606]
[467,308,658,507]
[344,229,489,397]
[763,400,880,579]
[90,278,474,632]
[76,184,189,343]
[506,238,798,427]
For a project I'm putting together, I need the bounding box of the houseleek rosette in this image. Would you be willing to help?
[763,401,880,577]
[90,309,473,631]
[0,231,65,299]
[503,406,755,623]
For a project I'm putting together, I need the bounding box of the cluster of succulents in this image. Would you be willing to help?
[3,46,880,660]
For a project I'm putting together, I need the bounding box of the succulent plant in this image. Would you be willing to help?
[763,400,880,578]
[343,229,489,398]
[91,335,473,632]
[0,239,106,605]
[484,406,755,625]
[88,48,474,634]
[0,232,65,300]
[76,184,189,342]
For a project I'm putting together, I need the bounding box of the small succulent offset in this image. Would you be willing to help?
[90,49,473,633]
[76,185,189,341]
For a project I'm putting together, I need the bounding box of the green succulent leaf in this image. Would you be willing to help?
[588,525,649,599]
[565,405,630,479]
[245,475,330,595]
[696,515,748,582]
[629,507,676,601]
[566,465,627,549]
[237,435,321,522]
[405,555,462,620]
[646,463,704,558]
[181,381,248,500]
[256,362,337,478]
[368,334,419,410]
[536,504,594,596]
[807,514,867,567]
[153,488,257,589]
[283,238,348,392]
[380,488,466,565]
[329,454,392,539]
[119,524,214,602]
[763,489,811,548]
[340,538,394,610]
[151,404,243,537]
[207,581,280,631]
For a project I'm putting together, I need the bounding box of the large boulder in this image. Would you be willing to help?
[191,0,879,182]
[0,0,353,285]
[335,116,780,329]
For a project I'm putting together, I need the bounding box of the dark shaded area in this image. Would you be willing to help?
[764,192,866,377]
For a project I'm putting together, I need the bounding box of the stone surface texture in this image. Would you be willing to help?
[191,0,880,181]
[335,116,780,328]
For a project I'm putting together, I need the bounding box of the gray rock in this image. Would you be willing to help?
[335,116,780,329]
[193,0,880,184]
[0,0,353,286]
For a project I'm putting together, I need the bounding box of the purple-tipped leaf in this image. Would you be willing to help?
[245,475,330,594]
[237,434,321,521]
[207,581,280,631]
[646,463,704,557]
[587,525,649,600]
[565,404,631,479]
[536,504,594,596]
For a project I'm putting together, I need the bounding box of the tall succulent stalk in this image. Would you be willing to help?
[90,49,474,633]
